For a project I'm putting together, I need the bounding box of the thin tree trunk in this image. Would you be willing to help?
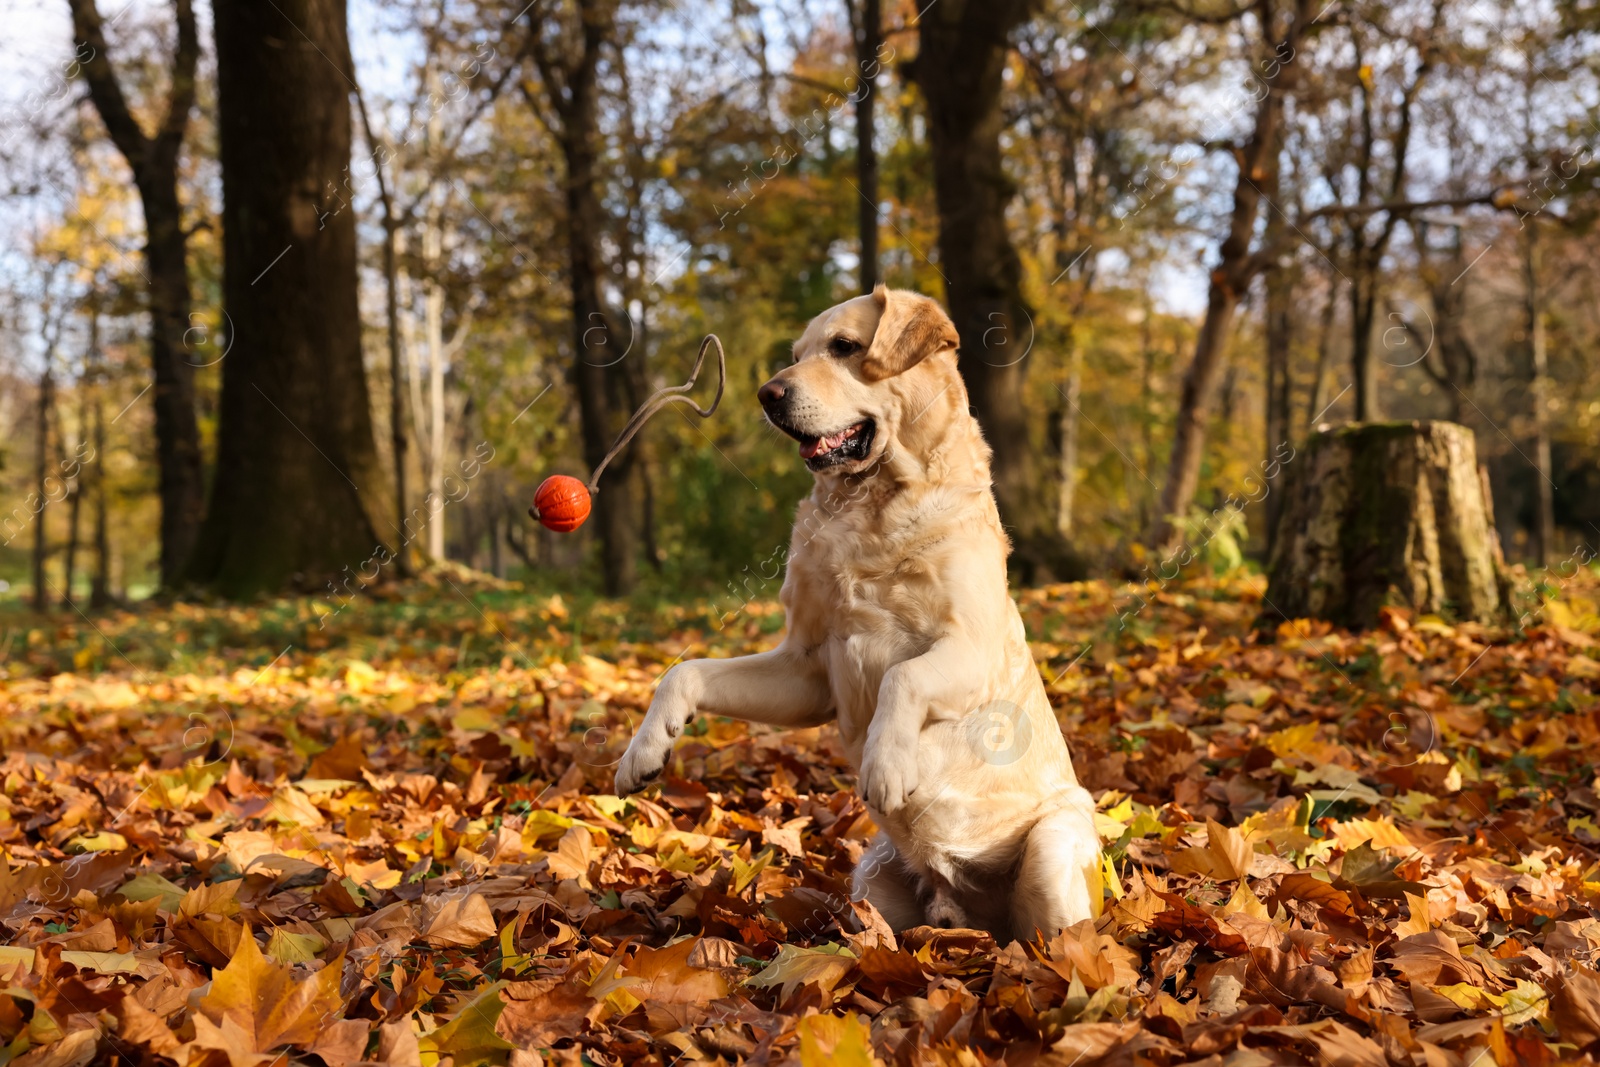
[1523,224,1554,566]
[488,502,503,577]
[1349,270,1381,421]
[1437,227,1476,425]
[190,0,387,595]
[641,455,662,572]
[1148,0,1310,552]
[1264,251,1294,555]
[354,87,411,578]
[1303,276,1339,435]
[425,194,447,562]
[1056,327,1082,536]
[69,0,205,589]
[82,301,111,608]
[402,230,432,527]
[420,64,450,564]
[91,375,111,609]
[1155,287,1245,549]
[852,0,881,292]
[62,393,85,605]
[1138,312,1157,532]
[1343,6,1435,421]
[32,361,53,613]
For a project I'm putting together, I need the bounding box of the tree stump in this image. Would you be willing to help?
[1262,421,1506,629]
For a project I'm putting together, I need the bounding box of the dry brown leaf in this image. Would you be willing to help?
[498,965,594,1047]
[628,938,731,1033]
[1551,963,1600,1049]
[422,891,496,948]
[305,1019,370,1067]
[11,1029,99,1067]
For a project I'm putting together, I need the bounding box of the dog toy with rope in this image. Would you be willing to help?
[528,335,727,533]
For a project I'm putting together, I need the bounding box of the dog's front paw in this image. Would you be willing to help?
[614,667,695,795]
[859,741,919,815]
[614,733,671,795]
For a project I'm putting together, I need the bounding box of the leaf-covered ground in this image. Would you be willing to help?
[2,568,1600,1067]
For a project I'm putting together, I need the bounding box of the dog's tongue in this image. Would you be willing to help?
[800,425,855,460]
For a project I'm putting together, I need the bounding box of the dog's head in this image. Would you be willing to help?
[758,285,964,476]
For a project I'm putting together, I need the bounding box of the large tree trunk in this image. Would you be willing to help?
[1262,421,1505,629]
[144,179,206,586]
[852,0,881,293]
[566,138,639,596]
[916,0,1082,580]
[525,0,638,595]
[189,0,387,596]
[69,0,205,588]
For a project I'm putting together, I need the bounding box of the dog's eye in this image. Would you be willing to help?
[828,336,862,358]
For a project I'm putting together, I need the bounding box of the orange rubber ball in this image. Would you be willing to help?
[530,475,591,533]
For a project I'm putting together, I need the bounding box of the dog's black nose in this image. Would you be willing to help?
[758,380,786,408]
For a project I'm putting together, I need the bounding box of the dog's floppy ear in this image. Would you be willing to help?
[860,284,959,381]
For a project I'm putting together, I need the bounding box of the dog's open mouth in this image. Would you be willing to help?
[785,419,875,471]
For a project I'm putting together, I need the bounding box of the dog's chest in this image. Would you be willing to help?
[788,517,949,742]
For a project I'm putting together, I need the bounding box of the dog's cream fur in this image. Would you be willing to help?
[615,286,1101,941]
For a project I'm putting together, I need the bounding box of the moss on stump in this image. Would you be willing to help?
[1261,421,1505,629]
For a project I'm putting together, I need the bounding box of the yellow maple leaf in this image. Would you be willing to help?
[193,926,345,1056]
[1329,818,1413,852]
[546,826,596,889]
[417,982,517,1067]
[745,943,856,1003]
[797,1011,880,1067]
[731,846,775,893]
[66,831,128,853]
[1395,891,1432,937]
[585,949,646,1020]
[1433,982,1502,1011]
[180,879,242,920]
[1221,881,1270,922]
[1171,820,1254,882]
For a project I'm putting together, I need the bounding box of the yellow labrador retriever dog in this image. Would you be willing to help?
[615,286,1101,942]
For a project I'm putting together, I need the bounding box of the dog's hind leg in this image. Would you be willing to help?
[1009,792,1102,943]
[851,832,925,932]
